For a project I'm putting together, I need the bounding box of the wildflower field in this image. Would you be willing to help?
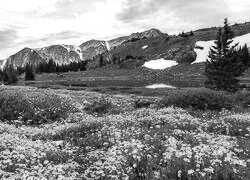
[0,86,250,180]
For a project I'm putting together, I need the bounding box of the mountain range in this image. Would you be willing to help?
[1,22,250,70]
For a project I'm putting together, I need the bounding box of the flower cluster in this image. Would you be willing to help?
[0,86,249,179]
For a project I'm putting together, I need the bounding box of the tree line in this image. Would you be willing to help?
[36,59,88,73]
[0,64,18,84]
[0,59,88,84]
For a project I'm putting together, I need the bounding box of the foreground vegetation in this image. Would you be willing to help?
[0,86,250,179]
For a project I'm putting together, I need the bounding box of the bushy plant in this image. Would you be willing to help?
[160,88,234,111]
[0,92,33,123]
[0,90,77,124]
[84,97,120,116]
[30,93,78,124]
[1,88,250,179]
[234,89,250,108]
[134,98,157,108]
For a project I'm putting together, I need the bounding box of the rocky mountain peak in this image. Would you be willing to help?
[38,45,81,65]
[129,28,164,40]
[6,47,46,68]
[79,40,108,60]
[79,40,106,50]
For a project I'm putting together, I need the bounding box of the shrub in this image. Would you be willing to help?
[125,55,135,59]
[0,90,77,125]
[30,93,78,124]
[0,92,33,123]
[84,97,122,116]
[160,88,234,111]
[134,98,157,108]
[84,97,113,115]
[234,89,250,108]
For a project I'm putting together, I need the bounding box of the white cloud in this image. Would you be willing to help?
[224,0,250,12]
[0,0,58,12]
[0,0,250,59]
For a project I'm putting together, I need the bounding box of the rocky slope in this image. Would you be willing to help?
[104,35,197,65]
[79,40,108,60]
[5,48,47,68]
[37,45,81,65]
[2,28,164,69]
[98,22,250,69]
[0,59,7,70]
[107,28,164,50]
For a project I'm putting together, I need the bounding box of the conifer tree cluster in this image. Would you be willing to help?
[17,67,25,75]
[205,18,249,92]
[178,31,194,37]
[0,69,3,82]
[238,44,250,67]
[0,59,89,83]
[36,59,88,73]
[25,64,35,81]
[1,65,18,84]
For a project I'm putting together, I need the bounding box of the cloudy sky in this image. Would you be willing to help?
[0,0,250,59]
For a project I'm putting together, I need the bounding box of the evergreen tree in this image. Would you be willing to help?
[17,67,25,75]
[0,69,3,82]
[2,65,18,84]
[25,64,35,81]
[99,54,104,67]
[205,18,246,92]
[48,59,55,73]
[35,59,88,74]
[238,44,250,67]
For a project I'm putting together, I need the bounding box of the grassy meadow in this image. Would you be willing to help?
[0,85,250,179]
[15,65,250,97]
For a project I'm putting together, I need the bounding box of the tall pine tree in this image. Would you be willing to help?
[25,64,35,81]
[0,69,3,82]
[205,19,246,92]
[2,65,18,84]
[238,44,250,67]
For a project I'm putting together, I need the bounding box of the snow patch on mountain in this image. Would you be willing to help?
[146,83,176,89]
[73,46,81,53]
[72,46,82,59]
[234,33,250,47]
[60,44,70,52]
[77,51,83,60]
[142,45,148,49]
[143,58,178,70]
[105,41,110,51]
[192,40,214,64]
[0,59,7,70]
[59,44,83,60]
[193,33,250,64]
